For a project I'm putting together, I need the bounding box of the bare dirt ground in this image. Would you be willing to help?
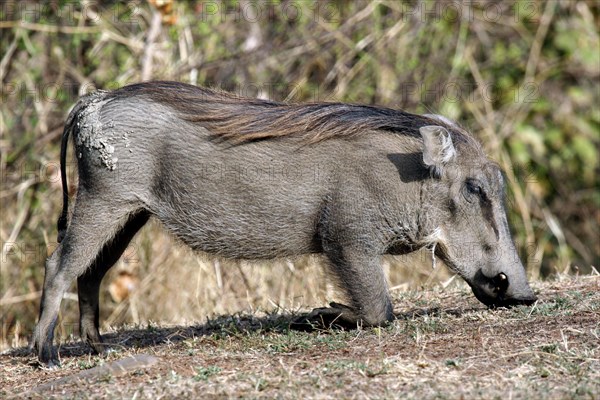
[1,275,598,399]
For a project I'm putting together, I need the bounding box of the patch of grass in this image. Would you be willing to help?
[537,343,558,354]
[400,315,451,343]
[313,334,350,351]
[77,359,99,370]
[193,365,221,382]
[322,359,389,377]
[265,331,313,354]
[444,359,460,367]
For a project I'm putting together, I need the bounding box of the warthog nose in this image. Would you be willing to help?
[493,272,509,294]
[470,269,537,308]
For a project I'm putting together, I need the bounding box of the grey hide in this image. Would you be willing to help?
[32,81,537,366]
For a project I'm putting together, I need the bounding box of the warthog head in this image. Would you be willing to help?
[419,122,537,307]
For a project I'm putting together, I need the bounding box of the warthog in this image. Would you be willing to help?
[32,81,536,366]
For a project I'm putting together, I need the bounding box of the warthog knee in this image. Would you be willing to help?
[357,301,394,327]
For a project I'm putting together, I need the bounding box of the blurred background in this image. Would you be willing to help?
[0,0,598,351]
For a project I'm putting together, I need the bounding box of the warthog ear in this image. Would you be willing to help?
[419,125,456,175]
[423,114,458,128]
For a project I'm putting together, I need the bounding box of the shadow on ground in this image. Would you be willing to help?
[5,304,483,364]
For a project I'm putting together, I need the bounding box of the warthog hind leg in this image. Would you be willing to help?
[78,210,149,355]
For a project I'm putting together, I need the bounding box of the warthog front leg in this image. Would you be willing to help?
[297,244,394,329]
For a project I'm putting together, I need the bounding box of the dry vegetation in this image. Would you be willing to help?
[1,275,598,398]
[0,0,599,397]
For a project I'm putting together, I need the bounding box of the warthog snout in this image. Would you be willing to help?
[470,270,537,308]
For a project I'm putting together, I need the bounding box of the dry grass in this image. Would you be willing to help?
[1,275,598,399]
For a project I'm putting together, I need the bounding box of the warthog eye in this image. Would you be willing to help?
[466,179,482,195]
[464,179,484,202]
